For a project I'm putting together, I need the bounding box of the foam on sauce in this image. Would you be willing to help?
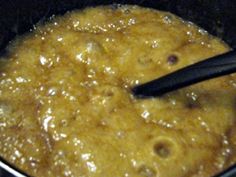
[0,5,236,177]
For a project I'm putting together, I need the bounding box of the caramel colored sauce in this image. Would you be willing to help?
[0,5,235,177]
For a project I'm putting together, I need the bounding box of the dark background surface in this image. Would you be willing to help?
[0,170,14,177]
[0,0,236,176]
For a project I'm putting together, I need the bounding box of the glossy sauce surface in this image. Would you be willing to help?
[0,5,236,177]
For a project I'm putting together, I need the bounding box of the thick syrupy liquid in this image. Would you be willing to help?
[0,5,235,177]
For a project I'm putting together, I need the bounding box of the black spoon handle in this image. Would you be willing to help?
[132,50,236,98]
[214,164,236,177]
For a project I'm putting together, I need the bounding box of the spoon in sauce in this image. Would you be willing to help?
[132,50,236,98]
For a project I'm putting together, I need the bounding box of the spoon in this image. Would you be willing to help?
[132,50,236,98]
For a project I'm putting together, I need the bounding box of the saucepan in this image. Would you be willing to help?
[0,0,236,176]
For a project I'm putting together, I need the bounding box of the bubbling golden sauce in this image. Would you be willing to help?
[0,5,236,177]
